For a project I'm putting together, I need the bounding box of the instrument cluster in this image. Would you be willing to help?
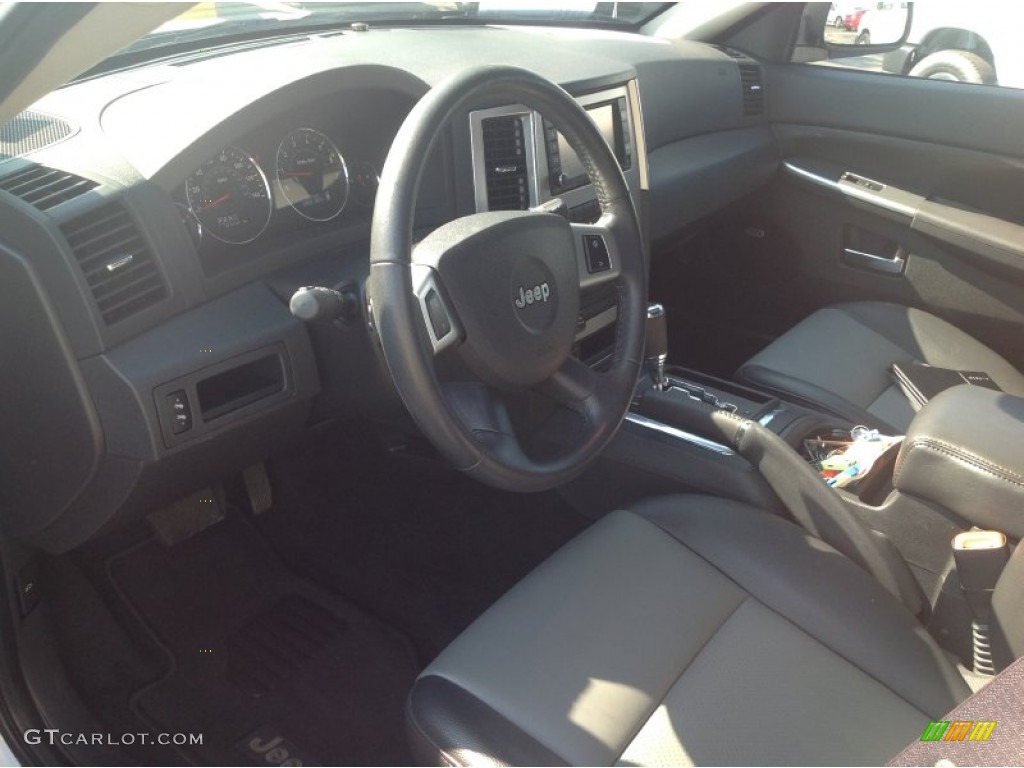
[182,127,380,248]
[171,90,438,279]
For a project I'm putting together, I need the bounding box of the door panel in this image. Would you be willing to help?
[732,64,1024,368]
[766,64,1024,158]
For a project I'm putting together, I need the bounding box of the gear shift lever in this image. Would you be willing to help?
[645,303,669,391]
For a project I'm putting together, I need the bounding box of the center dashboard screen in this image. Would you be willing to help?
[548,98,630,194]
[557,104,616,181]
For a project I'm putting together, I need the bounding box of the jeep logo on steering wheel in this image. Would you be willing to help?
[514,282,551,309]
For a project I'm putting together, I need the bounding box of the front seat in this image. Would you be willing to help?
[406,496,970,766]
[736,301,1024,432]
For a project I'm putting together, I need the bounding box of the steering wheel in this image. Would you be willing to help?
[368,66,646,492]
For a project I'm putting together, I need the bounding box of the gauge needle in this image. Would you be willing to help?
[202,193,231,209]
[286,171,314,177]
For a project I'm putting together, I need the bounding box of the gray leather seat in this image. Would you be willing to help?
[406,496,970,766]
[736,301,1024,432]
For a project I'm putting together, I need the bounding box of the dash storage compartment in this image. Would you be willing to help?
[154,344,293,448]
[196,353,284,422]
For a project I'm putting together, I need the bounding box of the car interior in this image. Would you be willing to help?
[1,1,1024,765]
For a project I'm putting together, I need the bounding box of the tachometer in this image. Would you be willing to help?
[275,128,349,222]
[185,146,272,245]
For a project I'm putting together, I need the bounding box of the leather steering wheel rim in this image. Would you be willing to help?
[368,65,646,491]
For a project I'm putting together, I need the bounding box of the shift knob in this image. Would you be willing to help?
[645,303,668,390]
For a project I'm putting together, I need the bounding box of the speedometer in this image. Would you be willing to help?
[185,146,272,245]
[275,128,349,222]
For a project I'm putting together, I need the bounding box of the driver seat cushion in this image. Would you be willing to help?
[736,301,1024,432]
[406,495,970,766]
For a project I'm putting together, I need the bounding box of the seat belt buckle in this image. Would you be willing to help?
[952,530,1009,675]
[953,530,1009,592]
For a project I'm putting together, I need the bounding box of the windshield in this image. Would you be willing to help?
[117,2,672,59]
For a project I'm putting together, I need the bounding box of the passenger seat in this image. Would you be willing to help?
[736,302,1024,432]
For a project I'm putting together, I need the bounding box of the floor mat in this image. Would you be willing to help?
[107,510,418,767]
[257,428,592,662]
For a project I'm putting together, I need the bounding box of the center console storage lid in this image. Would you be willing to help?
[894,386,1024,538]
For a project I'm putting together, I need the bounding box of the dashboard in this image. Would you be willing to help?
[0,24,778,552]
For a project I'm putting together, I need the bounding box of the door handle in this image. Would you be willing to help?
[842,246,907,276]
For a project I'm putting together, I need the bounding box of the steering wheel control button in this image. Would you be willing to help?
[166,390,193,435]
[424,288,452,339]
[583,234,611,273]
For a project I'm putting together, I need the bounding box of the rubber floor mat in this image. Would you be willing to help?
[107,510,418,766]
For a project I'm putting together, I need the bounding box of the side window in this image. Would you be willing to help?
[808,2,1021,90]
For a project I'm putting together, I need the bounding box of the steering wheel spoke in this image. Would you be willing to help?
[441,381,515,436]
[571,219,622,290]
[440,380,533,467]
[537,356,599,406]
[410,263,463,355]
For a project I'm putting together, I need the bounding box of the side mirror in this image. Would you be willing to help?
[822,1,912,56]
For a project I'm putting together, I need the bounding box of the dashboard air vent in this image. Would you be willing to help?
[481,115,529,211]
[0,164,97,211]
[61,203,167,325]
[738,63,765,115]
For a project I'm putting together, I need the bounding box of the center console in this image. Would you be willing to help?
[629,303,854,467]
[595,360,857,515]
[568,303,1024,669]
[562,299,845,519]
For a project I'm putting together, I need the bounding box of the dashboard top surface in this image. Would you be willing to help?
[26,25,731,183]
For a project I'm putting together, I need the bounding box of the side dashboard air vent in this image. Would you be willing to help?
[61,203,167,325]
[481,115,529,211]
[738,63,765,115]
[0,164,97,211]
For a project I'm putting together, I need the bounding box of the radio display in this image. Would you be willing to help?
[548,99,628,194]
[557,104,616,180]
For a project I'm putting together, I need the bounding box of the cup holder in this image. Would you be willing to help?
[801,424,903,501]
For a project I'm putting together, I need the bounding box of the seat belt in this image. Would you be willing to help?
[888,656,1024,766]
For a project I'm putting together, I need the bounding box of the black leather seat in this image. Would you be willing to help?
[406,496,970,766]
[736,301,1024,432]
